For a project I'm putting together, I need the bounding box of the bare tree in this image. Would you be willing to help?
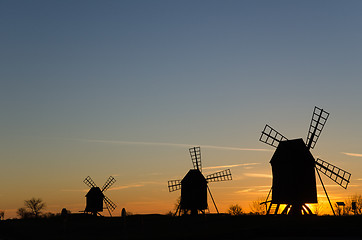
[227,204,243,216]
[17,207,32,219]
[343,194,362,215]
[249,198,266,215]
[333,202,345,216]
[0,210,4,220]
[312,202,324,216]
[25,198,46,217]
[17,198,46,218]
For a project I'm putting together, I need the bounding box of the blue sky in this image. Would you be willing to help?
[2,1,362,217]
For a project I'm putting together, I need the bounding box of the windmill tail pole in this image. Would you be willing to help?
[263,186,273,213]
[174,203,181,216]
[316,167,336,216]
[207,186,219,214]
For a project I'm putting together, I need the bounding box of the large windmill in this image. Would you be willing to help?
[259,106,351,215]
[83,176,117,216]
[168,147,232,216]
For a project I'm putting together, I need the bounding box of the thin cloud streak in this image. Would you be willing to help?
[109,184,144,191]
[316,184,359,188]
[203,163,260,170]
[342,152,362,157]
[244,173,272,179]
[74,139,271,152]
[61,184,144,192]
[61,189,88,192]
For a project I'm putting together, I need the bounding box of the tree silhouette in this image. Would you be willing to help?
[25,198,46,217]
[249,198,266,215]
[334,202,344,216]
[312,202,324,216]
[342,194,362,215]
[227,204,243,216]
[17,198,46,218]
[0,210,4,220]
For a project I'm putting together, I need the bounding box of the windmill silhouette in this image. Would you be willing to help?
[83,176,117,216]
[168,147,232,216]
[259,106,351,215]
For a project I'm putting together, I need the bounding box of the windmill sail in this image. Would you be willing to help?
[206,169,232,182]
[84,176,97,188]
[315,158,351,189]
[260,124,288,148]
[306,107,329,149]
[189,147,202,171]
[168,180,181,192]
[104,195,117,212]
[102,176,116,192]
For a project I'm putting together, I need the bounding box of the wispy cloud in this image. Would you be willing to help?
[199,145,271,152]
[61,184,144,192]
[109,184,144,191]
[234,185,271,194]
[316,184,359,188]
[244,173,272,179]
[73,139,271,152]
[61,189,88,192]
[341,152,362,157]
[203,163,260,170]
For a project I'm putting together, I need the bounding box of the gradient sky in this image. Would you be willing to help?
[2,0,362,218]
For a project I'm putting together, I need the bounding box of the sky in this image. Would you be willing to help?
[2,0,362,218]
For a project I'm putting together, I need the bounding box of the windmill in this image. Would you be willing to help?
[259,106,351,215]
[168,147,232,216]
[83,176,117,216]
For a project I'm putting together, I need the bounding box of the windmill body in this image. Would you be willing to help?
[180,169,208,214]
[168,147,232,216]
[271,139,317,205]
[85,187,104,214]
[260,107,351,215]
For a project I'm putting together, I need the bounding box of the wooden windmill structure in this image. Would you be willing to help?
[168,147,232,215]
[260,106,351,215]
[83,176,117,216]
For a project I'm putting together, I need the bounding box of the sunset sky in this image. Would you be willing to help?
[2,0,362,218]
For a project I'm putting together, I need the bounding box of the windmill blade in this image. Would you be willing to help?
[206,169,232,182]
[103,195,117,212]
[259,124,288,148]
[306,106,329,149]
[101,176,116,192]
[83,176,97,188]
[315,158,351,189]
[168,180,181,192]
[189,147,202,171]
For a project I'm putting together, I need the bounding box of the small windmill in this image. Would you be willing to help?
[168,147,232,215]
[83,176,117,216]
[259,106,351,215]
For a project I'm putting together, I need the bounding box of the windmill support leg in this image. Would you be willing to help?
[265,187,272,203]
[207,186,219,214]
[316,168,336,216]
[174,203,181,216]
[302,204,313,215]
[106,206,112,217]
[264,187,272,213]
[266,203,272,215]
[281,204,290,215]
[274,204,280,215]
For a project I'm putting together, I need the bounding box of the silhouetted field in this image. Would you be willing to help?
[1,214,362,239]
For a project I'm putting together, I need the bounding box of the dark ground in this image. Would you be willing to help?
[1,214,362,240]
